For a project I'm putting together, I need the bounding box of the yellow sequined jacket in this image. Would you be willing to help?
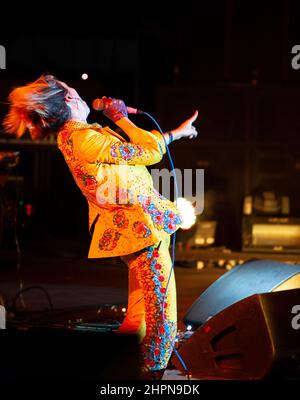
[57,121,182,257]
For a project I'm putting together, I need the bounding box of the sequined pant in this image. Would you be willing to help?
[119,235,177,372]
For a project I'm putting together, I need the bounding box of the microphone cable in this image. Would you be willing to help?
[141,111,191,379]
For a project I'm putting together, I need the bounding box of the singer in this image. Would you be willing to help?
[3,75,198,380]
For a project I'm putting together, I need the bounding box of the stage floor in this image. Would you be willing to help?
[0,242,225,379]
[0,245,224,332]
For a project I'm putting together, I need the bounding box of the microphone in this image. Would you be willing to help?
[92,98,143,115]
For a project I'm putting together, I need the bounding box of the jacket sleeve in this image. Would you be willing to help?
[150,129,168,153]
[74,127,166,166]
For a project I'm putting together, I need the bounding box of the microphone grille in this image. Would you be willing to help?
[92,98,104,111]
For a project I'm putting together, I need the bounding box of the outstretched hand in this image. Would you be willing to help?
[172,111,199,140]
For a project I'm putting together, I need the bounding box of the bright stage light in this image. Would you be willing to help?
[176,197,196,230]
[81,73,88,80]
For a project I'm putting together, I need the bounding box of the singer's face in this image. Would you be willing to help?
[59,81,90,120]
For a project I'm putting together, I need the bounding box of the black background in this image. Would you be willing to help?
[1,1,300,252]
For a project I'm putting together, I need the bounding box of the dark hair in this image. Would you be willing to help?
[3,74,71,140]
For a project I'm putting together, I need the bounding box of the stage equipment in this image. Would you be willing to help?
[242,216,300,253]
[173,289,300,379]
[176,219,217,250]
[184,259,300,328]
[243,191,290,216]
[242,191,299,253]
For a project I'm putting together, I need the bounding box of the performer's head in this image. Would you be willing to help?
[3,74,90,140]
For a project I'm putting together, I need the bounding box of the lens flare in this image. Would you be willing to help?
[176,197,196,230]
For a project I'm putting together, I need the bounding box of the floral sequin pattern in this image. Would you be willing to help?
[115,188,135,206]
[110,143,143,161]
[58,122,183,258]
[74,166,98,190]
[137,195,182,234]
[98,229,121,251]
[152,188,164,199]
[58,131,74,161]
[133,243,177,372]
[113,210,129,229]
[132,221,151,238]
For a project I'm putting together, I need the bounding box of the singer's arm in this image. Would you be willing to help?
[151,129,175,146]
[160,110,199,144]
[115,117,167,148]
[74,112,199,166]
[74,124,165,166]
[99,97,198,146]
[116,111,199,146]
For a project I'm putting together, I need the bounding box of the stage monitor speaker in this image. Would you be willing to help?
[0,328,140,380]
[173,289,300,380]
[184,259,300,328]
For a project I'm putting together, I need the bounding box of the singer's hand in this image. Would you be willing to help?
[171,111,199,140]
[102,96,128,123]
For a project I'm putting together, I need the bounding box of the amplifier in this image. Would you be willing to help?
[242,216,300,253]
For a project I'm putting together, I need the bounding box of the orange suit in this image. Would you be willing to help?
[57,121,182,257]
[57,120,181,373]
